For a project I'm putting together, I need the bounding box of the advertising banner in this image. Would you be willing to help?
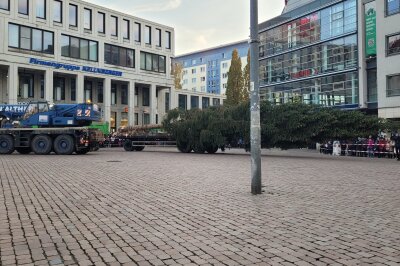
[365,1,377,57]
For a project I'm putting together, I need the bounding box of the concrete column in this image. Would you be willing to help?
[169,87,176,109]
[7,65,18,104]
[76,74,84,103]
[128,81,135,126]
[44,69,53,103]
[186,94,190,110]
[150,84,157,124]
[104,78,112,126]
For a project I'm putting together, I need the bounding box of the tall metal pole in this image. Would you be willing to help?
[250,0,262,195]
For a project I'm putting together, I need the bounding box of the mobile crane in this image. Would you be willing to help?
[0,101,102,155]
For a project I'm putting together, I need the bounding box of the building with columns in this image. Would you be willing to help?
[0,0,179,132]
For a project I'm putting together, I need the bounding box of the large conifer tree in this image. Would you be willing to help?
[242,49,250,102]
[225,49,244,106]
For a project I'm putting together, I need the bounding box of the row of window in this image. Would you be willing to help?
[177,94,220,110]
[259,0,357,58]
[261,72,359,107]
[0,0,172,49]
[8,23,166,73]
[260,35,358,85]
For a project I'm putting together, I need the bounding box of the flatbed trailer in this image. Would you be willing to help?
[121,134,176,151]
[0,127,101,155]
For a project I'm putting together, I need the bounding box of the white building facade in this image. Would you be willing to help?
[0,0,178,131]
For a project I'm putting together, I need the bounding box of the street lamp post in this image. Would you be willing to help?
[250,0,262,195]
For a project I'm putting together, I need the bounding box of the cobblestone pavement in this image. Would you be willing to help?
[0,148,399,266]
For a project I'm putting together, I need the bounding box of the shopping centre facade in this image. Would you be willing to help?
[259,0,400,119]
[0,0,224,132]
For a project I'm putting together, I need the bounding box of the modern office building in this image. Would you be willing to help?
[259,0,359,109]
[374,0,400,119]
[259,0,400,119]
[173,40,249,96]
[0,0,177,132]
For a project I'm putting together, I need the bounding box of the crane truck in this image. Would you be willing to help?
[0,101,102,155]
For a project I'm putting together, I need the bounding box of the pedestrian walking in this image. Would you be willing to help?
[393,133,400,161]
[367,136,374,158]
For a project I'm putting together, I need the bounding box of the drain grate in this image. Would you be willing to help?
[107,160,122,163]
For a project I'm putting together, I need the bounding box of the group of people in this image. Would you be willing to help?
[320,132,400,161]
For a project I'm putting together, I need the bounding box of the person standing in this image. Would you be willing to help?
[394,133,400,161]
[367,136,374,158]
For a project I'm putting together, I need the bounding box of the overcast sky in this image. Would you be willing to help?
[85,0,285,55]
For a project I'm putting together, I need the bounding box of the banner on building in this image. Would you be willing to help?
[365,1,376,57]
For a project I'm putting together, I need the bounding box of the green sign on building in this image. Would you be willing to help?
[365,1,376,57]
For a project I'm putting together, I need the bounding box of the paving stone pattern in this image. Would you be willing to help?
[0,148,399,266]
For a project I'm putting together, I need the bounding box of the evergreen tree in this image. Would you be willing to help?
[172,62,183,90]
[242,49,251,102]
[225,49,244,106]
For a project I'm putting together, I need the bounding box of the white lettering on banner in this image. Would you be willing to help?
[0,105,26,113]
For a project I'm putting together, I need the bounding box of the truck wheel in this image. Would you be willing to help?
[177,143,192,153]
[134,146,145,151]
[0,135,15,154]
[123,140,134,151]
[54,135,74,155]
[206,146,219,154]
[16,148,31,154]
[32,135,53,155]
[76,148,90,155]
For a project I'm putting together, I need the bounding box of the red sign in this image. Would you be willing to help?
[290,69,318,79]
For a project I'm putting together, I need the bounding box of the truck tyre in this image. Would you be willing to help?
[32,135,53,155]
[206,146,219,154]
[16,147,31,154]
[123,140,134,151]
[134,146,145,151]
[177,143,192,153]
[76,148,90,155]
[0,135,15,154]
[54,135,74,155]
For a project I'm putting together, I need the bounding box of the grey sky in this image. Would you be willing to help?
[85,0,285,55]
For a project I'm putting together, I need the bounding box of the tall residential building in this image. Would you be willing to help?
[173,40,249,96]
[259,0,400,119]
[0,0,176,132]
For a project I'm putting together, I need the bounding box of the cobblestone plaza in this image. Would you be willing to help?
[0,149,399,265]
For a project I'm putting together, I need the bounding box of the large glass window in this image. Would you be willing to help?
[104,44,134,68]
[111,16,118,36]
[387,0,400,16]
[155,28,161,47]
[259,0,357,58]
[36,0,46,19]
[261,71,358,106]
[387,74,400,97]
[61,34,98,61]
[97,12,105,33]
[202,97,210,109]
[123,19,130,40]
[71,78,76,101]
[19,74,34,98]
[140,51,166,73]
[0,0,9,11]
[367,69,377,103]
[53,78,65,101]
[142,88,150,106]
[387,33,400,56]
[166,31,171,49]
[145,26,151,44]
[178,94,187,110]
[84,8,92,30]
[84,81,92,102]
[165,92,170,112]
[69,4,77,27]
[8,23,54,54]
[260,35,357,85]
[191,96,199,109]
[53,0,62,23]
[18,0,28,15]
[111,84,117,105]
[97,82,103,103]
[134,22,141,42]
[121,85,128,105]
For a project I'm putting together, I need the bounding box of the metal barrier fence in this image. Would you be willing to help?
[320,143,398,158]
